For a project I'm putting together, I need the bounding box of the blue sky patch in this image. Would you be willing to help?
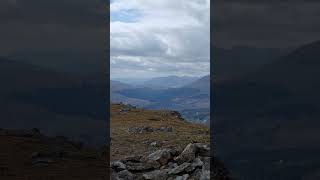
[111,9,142,23]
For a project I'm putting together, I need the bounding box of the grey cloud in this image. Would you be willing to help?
[213,1,320,48]
[0,0,107,55]
[111,57,209,79]
[0,0,106,27]
[111,0,210,78]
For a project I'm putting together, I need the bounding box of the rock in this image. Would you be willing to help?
[201,157,210,172]
[142,170,168,180]
[183,174,189,179]
[200,170,210,180]
[125,160,160,171]
[143,140,153,145]
[111,169,120,180]
[168,163,191,175]
[147,148,173,166]
[111,161,127,172]
[111,143,225,180]
[150,141,158,147]
[119,107,131,113]
[192,158,204,167]
[189,168,202,180]
[194,143,210,157]
[168,162,178,169]
[175,174,189,180]
[174,143,197,164]
[31,157,54,167]
[185,158,203,172]
[158,126,173,132]
[124,155,142,162]
[128,126,154,134]
[128,126,173,134]
[118,170,134,180]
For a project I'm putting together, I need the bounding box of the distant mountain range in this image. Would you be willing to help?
[0,57,107,145]
[213,46,289,81]
[214,41,320,179]
[110,75,210,124]
[142,76,199,89]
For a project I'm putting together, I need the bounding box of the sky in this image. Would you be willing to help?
[110,0,210,79]
[213,0,320,48]
[0,0,107,76]
[0,0,106,55]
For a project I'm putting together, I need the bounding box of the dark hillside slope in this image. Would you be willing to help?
[214,41,320,179]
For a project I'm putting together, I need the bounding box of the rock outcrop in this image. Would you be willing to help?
[111,143,230,180]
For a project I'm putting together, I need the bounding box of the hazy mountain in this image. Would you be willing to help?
[184,75,210,94]
[0,57,107,145]
[213,46,289,81]
[214,41,320,179]
[110,80,151,107]
[9,51,105,77]
[142,75,199,89]
[111,78,150,85]
[111,75,210,123]
[110,80,132,92]
[0,57,77,93]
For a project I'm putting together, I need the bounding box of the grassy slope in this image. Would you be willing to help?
[111,103,210,161]
[0,134,107,180]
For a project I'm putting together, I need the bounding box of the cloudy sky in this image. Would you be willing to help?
[213,0,320,48]
[0,0,106,55]
[0,0,107,76]
[110,0,210,79]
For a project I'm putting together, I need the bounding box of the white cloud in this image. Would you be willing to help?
[110,0,210,79]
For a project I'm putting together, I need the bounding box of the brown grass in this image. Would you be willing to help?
[111,104,210,161]
[0,135,107,180]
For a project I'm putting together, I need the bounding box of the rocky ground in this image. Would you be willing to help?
[110,103,230,180]
[0,104,230,180]
[111,143,230,180]
[0,128,108,180]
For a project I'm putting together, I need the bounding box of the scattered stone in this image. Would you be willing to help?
[143,169,169,180]
[147,148,173,166]
[185,158,203,172]
[128,126,154,134]
[125,160,160,171]
[189,168,202,180]
[124,155,142,162]
[128,126,174,134]
[200,170,210,180]
[201,157,210,172]
[150,141,159,147]
[157,126,173,132]
[175,174,189,180]
[174,143,197,164]
[118,170,134,180]
[167,162,178,169]
[168,163,191,175]
[31,157,54,167]
[194,143,210,157]
[111,161,127,172]
[110,143,230,180]
[119,107,131,113]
